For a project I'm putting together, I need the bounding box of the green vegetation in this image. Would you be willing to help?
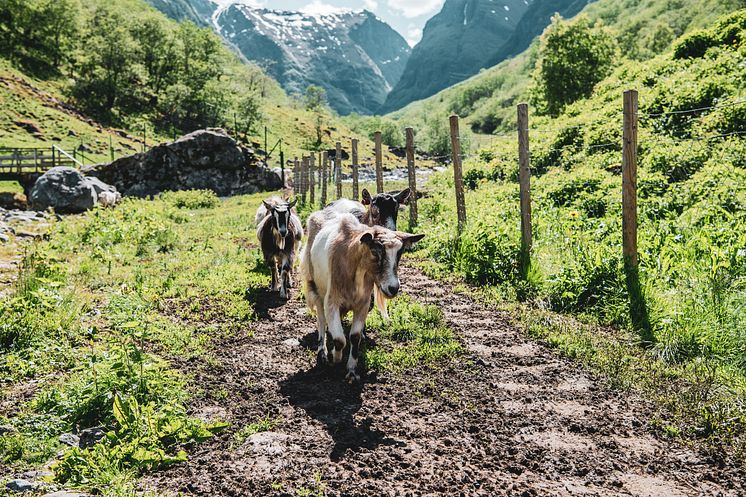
[387,0,743,135]
[530,14,618,116]
[363,295,462,372]
[0,0,395,168]
[412,9,746,453]
[0,192,273,494]
[232,415,279,448]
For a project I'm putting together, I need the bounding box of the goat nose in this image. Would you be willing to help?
[279,229,288,237]
[387,282,400,296]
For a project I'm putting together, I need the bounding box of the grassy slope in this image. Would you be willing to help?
[0,0,397,180]
[387,0,744,133]
[407,9,746,455]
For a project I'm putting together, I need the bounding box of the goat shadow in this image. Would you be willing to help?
[244,256,292,320]
[279,332,400,461]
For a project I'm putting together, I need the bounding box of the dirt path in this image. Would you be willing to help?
[143,263,743,497]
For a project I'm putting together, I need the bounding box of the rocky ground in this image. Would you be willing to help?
[142,263,744,497]
[0,207,50,298]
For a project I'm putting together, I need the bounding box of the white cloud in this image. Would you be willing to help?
[363,0,379,11]
[387,0,443,18]
[300,0,347,16]
[406,26,422,46]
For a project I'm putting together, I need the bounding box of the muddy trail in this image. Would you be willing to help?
[144,263,743,497]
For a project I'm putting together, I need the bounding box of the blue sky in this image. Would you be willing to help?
[239,0,445,45]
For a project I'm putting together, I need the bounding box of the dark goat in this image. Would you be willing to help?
[255,196,303,299]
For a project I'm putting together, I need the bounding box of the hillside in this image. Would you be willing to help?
[0,0,395,171]
[382,0,533,113]
[388,0,744,133]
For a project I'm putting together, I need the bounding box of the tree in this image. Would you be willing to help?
[531,15,618,116]
[304,85,327,146]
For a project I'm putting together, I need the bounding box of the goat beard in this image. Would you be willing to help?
[274,229,286,251]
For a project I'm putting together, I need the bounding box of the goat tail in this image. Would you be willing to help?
[374,285,390,322]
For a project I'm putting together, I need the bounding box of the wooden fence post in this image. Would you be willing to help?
[449,115,467,231]
[517,103,532,260]
[301,156,308,205]
[335,141,342,199]
[351,139,359,201]
[374,131,383,194]
[622,90,638,269]
[622,89,651,336]
[321,151,328,207]
[309,153,315,206]
[318,152,323,188]
[405,127,418,227]
[293,157,299,196]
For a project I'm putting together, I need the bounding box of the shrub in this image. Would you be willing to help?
[160,189,220,209]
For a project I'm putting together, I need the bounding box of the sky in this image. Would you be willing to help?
[235,0,446,46]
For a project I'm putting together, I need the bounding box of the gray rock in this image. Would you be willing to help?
[58,433,80,447]
[282,338,300,348]
[245,431,288,456]
[6,479,35,492]
[42,492,92,497]
[79,426,106,448]
[20,470,53,481]
[82,129,282,198]
[82,177,117,196]
[0,424,17,435]
[29,167,97,213]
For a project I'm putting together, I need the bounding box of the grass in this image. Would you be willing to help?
[232,415,279,448]
[399,10,746,458]
[0,190,274,495]
[362,294,463,373]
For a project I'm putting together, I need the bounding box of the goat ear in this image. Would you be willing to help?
[287,198,297,209]
[398,232,425,250]
[262,200,272,211]
[361,189,371,205]
[359,232,374,246]
[395,188,411,205]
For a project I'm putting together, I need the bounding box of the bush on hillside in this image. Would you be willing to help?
[531,15,618,116]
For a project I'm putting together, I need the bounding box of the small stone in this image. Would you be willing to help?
[58,433,80,447]
[20,470,53,481]
[6,479,35,492]
[79,426,106,448]
[0,424,16,435]
[282,338,300,348]
[42,492,92,497]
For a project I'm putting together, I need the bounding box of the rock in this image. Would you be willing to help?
[20,470,53,481]
[42,492,92,497]
[77,143,93,153]
[58,433,80,447]
[78,426,106,448]
[82,129,282,197]
[245,431,289,456]
[29,167,97,213]
[83,177,116,196]
[0,424,17,435]
[282,338,300,348]
[0,192,27,210]
[6,479,35,492]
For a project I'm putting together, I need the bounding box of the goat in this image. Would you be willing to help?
[301,213,424,381]
[256,196,303,299]
[306,188,411,321]
[97,191,121,208]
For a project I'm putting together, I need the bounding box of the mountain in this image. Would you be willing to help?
[381,0,533,113]
[144,0,215,25]
[484,0,590,67]
[210,6,410,115]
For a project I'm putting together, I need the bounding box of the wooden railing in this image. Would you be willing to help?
[0,146,82,178]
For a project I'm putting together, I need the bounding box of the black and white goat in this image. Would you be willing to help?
[256,197,303,299]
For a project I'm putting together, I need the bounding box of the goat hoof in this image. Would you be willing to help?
[345,371,360,383]
[316,349,328,367]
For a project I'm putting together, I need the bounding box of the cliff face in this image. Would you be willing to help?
[213,6,410,115]
[382,0,531,113]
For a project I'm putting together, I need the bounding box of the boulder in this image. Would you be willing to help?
[84,177,117,196]
[82,128,282,197]
[6,479,35,492]
[29,167,96,213]
[79,426,106,448]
